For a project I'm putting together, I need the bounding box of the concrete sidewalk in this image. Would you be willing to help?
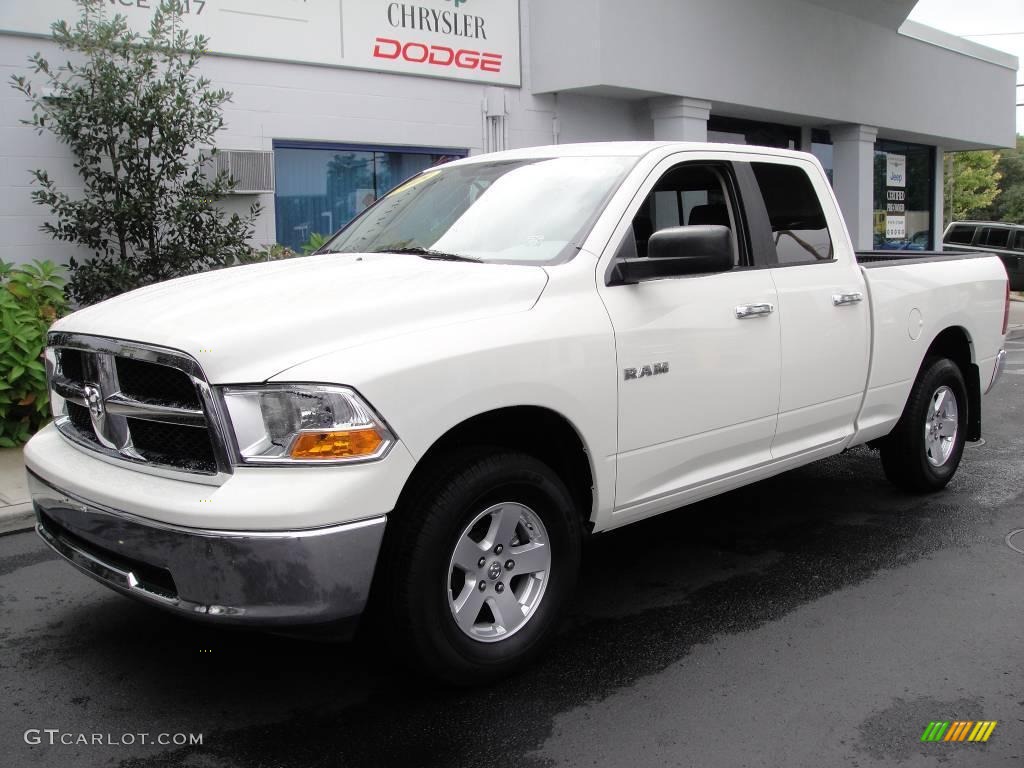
[0,447,32,535]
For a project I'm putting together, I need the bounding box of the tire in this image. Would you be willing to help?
[380,450,583,685]
[880,357,968,492]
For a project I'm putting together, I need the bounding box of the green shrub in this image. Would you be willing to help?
[221,235,328,268]
[224,243,300,266]
[301,232,330,255]
[0,261,67,447]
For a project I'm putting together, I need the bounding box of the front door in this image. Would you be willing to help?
[598,159,782,525]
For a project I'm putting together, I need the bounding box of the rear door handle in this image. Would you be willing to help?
[735,303,775,319]
[832,291,864,306]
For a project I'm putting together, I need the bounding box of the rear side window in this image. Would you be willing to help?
[983,227,1010,249]
[1014,230,1024,252]
[750,163,833,264]
[944,225,976,245]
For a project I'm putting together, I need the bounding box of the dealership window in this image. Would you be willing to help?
[273,141,466,251]
[707,116,800,150]
[810,129,834,185]
[872,140,934,251]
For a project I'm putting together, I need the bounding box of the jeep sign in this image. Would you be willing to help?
[0,0,522,86]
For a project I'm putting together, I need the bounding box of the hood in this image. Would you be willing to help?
[53,253,549,382]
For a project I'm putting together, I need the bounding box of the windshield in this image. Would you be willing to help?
[320,156,636,265]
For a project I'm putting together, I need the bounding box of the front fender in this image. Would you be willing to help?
[272,265,619,525]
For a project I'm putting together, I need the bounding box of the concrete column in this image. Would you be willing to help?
[830,124,878,251]
[649,97,711,142]
[800,126,813,152]
[933,146,945,251]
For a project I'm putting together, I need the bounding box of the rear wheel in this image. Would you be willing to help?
[381,450,583,685]
[880,357,968,492]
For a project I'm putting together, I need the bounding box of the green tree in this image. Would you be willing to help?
[10,0,259,305]
[943,150,1002,224]
[988,135,1024,224]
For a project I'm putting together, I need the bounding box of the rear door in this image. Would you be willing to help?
[746,159,871,458]
[597,156,781,522]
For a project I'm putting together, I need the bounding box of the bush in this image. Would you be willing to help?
[11,0,260,306]
[224,243,300,266]
[301,232,330,255]
[0,261,67,447]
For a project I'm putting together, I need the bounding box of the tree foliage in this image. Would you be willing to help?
[988,135,1024,224]
[10,0,259,305]
[943,150,1002,224]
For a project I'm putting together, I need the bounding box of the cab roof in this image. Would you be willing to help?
[445,141,816,166]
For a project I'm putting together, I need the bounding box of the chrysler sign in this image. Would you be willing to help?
[0,1,521,86]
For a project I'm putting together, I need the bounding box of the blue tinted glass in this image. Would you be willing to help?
[274,146,463,251]
[376,152,448,195]
[872,141,933,251]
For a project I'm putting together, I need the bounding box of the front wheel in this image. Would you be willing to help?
[880,357,968,492]
[381,450,583,685]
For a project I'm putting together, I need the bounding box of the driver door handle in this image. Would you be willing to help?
[735,303,775,319]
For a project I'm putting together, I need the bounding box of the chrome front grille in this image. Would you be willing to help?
[46,333,231,477]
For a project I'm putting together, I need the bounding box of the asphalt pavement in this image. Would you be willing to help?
[2,343,1023,768]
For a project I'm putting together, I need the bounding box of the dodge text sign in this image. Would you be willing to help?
[0,1,521,86]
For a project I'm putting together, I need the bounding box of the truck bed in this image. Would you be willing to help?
[850,249,1007,446]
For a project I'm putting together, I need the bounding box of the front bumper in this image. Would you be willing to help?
[30,472,386,626]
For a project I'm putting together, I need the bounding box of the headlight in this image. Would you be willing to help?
[220,385,395,464]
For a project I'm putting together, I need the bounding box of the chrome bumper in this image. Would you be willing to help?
[29,472,386,626]
[985,349,1007,394]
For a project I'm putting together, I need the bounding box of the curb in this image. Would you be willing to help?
[0,446,32,535]
[0,503,35,536]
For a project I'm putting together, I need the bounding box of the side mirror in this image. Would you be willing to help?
[610,225,734,284]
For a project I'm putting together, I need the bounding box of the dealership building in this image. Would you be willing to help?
[0,0,1018,266]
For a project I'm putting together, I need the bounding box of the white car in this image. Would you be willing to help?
[25,142,1010,683]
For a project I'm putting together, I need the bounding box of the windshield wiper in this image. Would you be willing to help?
[372,246,482,263]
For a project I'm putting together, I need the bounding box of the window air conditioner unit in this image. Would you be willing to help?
[213,150,275,194]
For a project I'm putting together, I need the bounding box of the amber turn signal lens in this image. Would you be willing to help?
[289,428,383,460]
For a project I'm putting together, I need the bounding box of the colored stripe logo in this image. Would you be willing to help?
[921,721,997,742]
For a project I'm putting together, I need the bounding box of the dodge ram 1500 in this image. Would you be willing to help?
[26,142,1010,683]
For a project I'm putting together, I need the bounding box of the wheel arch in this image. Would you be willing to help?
[394,406,597,528]
[923,325,981,441]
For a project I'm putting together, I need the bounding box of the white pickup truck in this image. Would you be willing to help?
[26,142,1010,683]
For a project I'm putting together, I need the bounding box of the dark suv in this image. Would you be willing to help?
[943,221,1024,290]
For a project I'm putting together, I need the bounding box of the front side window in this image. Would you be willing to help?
[945,225,976,245]
[750,162,833,264]
[1014,230,1024,251]
[322,156,635,265]
[630,164,741,263]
